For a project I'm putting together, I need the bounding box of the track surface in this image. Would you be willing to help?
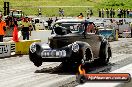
[0,38,132,87]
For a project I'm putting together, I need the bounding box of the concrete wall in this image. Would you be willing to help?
[30,30,52,43]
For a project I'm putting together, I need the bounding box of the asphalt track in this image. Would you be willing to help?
[0,38,132,87]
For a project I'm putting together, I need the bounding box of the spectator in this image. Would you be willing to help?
[110,8,113,18]
[101,9,104,18]
[13,17,18,26]
[78,13,83,19]
[21,17,32,40]
[87,8,90,18]
[61,9,64,17]
[59,8,62,17]
[117,8,121,18]
[90,9,93,17]
[106,8,109,18]
[112,9,115,18]
[38,8,42,16]
[123,9,126,18]
[120,9,123,18]
[55,17,58,22]
[46,18,53,30]
[0,17,6,42]
[5,16,9,26]
[126,9,129,18]
[98,9,101,17]
[50,18,53,24]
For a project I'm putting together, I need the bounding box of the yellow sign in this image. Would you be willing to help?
[15,39,41,54]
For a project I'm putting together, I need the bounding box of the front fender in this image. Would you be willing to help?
[74,41,93,58]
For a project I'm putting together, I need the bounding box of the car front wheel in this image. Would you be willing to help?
[29,53,42,67]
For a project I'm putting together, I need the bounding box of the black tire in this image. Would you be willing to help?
[61,49,91,68]
[98,42,111,65]
[33,58,42,67]
[29,52,42,67]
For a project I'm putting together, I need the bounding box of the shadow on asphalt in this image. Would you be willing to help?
[35,62,115,75]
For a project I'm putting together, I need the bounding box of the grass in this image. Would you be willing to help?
[0,0,132,17]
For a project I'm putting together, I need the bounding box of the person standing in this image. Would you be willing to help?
[117,8,121,18]
[126,9,129,18]
[110,8,113,18]
[98,9,101,17]
[59,8,62,17]
[61,9,64,17]
[106,8,109,18]
[123,9,126,18]
[101,9,104,18]
[0,17,6,42]
[78,13,84,19]
[21,17,32,40]
[13,17,18,26]
[47,18,53,30]
[87,8,90,18]
[90,9,93,17]
[112,9,115,18]
[55,17,58,22]
[38,8,42,16]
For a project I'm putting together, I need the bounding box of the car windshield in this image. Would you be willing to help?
[99,29,113,38]
[53,22,85,34]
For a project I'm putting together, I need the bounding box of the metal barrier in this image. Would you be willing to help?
[0,39,41,58]
[15,39,41,55]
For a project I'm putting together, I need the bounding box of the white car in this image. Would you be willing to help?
[32,17,48,29]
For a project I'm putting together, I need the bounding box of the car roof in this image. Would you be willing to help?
[55,18,89,23]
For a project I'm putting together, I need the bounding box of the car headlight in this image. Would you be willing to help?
[72,42,79,52]
[30,43,36,53]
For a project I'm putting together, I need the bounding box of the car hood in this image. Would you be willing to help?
[48,34,82,49]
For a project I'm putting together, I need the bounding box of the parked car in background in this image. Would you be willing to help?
[29,18,112,67]
[32,17,48,30]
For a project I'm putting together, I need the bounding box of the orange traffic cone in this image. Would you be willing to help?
[12,25,19,42]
